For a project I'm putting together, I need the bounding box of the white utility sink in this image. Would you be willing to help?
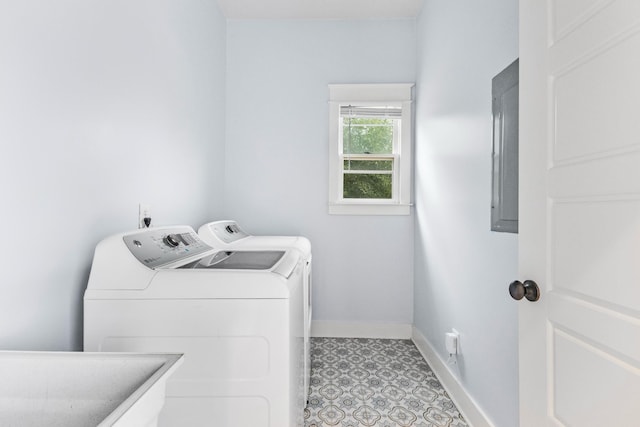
[0,351,183,427]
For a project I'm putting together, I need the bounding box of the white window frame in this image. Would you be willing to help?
[328,83,414,215]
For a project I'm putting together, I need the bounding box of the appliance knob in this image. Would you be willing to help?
[164,234,180,248]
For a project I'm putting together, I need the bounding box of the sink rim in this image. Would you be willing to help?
[0,350,184,426]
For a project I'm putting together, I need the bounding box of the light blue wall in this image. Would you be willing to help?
[414,1,519,426]
[0,9,521,426]
[225,20,416,326]
[0,0,227,350]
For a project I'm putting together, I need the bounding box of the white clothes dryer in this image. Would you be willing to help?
[198,221,311,259]
[198,221,312,400]
[84,225,305,427]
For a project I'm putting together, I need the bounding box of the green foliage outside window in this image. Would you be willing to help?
[343,174,392,199]
[342,117,396,199]
[343,118,394,154]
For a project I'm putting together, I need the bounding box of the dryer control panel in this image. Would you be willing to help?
[207,220,250,244]
[123,227,212,269]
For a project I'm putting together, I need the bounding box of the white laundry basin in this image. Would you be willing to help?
[0,351,183,427]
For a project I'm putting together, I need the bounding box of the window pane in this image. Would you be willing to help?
[343,159,393,171]
[342,117,396,154]
[343,174,392,199]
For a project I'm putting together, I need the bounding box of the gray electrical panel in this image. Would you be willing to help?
[491,59,519,233]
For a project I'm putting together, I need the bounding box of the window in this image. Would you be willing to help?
[328,84,414,215]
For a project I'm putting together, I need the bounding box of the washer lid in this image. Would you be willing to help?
[178,251,285,270]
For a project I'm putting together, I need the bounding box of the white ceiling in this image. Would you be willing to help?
[216,0,424,20]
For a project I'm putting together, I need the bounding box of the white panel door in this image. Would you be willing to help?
[519,0,640,425]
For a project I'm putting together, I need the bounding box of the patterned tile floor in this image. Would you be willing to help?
[304,338,467,427]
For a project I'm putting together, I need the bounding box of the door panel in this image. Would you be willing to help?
[553,327,640,426]
[549,294,640,363]
[552,199,640,305]
[550,0,613,41]
[549,152,640,197]
[519,0,640,425]
[553,32,640,162]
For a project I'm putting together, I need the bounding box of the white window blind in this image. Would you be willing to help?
[340,106,402,119]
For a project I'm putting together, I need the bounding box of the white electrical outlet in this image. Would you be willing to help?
[452,328,460,353]
[445,329,460,355]
[138,203,151,229]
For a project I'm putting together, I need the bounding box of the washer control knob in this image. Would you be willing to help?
[164,234,180,248]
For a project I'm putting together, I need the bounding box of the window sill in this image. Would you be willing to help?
[328,203,411,216]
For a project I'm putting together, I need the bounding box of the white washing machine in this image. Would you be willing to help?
[83,225,305,427]
[198,220,312,400]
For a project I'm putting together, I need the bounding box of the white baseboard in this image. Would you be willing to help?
[311,321,412,339]
[411,327,495,427]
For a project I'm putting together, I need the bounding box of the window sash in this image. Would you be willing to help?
[342,155,395,172]
[339,154,399,201]
[340,120,398,155]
